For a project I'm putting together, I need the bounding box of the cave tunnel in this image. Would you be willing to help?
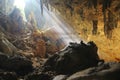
[0,0,120,80]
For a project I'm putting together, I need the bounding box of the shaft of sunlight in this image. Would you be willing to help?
[14,0,26,9]
[43,5,80,44]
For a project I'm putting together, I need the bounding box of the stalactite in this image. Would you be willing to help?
[103,10,107,37]
[79,9,84,21]
[102,0,112,12]
[87,0,93,9]
[102,0,112,38]
[70,7,74,16]
[92,0,97,9]
[104,9,118,39]
[92,20,98,35]
[45,0,49,10]
[64,0,74,16]
[87,0,98,9]
[105,11,112,38]
[40,0,43,15]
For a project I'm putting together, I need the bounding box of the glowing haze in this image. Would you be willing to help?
[14,0,26,21]
[14,0,26,9]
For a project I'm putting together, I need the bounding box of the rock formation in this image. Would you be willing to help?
[47,0,120,61]
[43,41,100,74]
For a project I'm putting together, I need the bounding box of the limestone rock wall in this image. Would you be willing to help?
[48,0,120,61]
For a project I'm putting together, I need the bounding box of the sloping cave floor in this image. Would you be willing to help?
[0,40,120,80]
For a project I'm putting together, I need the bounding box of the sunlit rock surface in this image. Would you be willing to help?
[48,0,120,61]
[25,0,45,28]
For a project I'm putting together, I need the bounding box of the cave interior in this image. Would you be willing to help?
[0,0,120,80]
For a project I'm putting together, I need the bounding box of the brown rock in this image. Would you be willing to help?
[0,33,17,55]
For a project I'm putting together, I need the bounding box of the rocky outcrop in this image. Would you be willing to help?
[43,41,100,74]
[67,62,120,80]
[0,24,17,55]
[0,72,17,80]
[0,10,25,34]
[0,33,17,55]
[0,52,33,75]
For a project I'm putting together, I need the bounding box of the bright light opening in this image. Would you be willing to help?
[14,0,26,9]
[14,0,27,21]
[43,6,80,45]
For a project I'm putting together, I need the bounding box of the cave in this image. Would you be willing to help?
[0,0,120,80]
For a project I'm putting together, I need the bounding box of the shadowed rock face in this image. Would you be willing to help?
[0,72,17,80]
[43,41,100,74]
[25,73,52,80]
[67,62,120,80]
[0,52,33,76]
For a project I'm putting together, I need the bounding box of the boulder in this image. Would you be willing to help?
[0,52,33,75]
[53,75,67,80]
[67,62,120,80]
[0,72,17,80]
[43,41,100,74]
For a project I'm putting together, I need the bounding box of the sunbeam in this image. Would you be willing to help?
[43,5,81,45]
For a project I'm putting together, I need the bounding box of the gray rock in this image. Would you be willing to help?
[53,75,67,80]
